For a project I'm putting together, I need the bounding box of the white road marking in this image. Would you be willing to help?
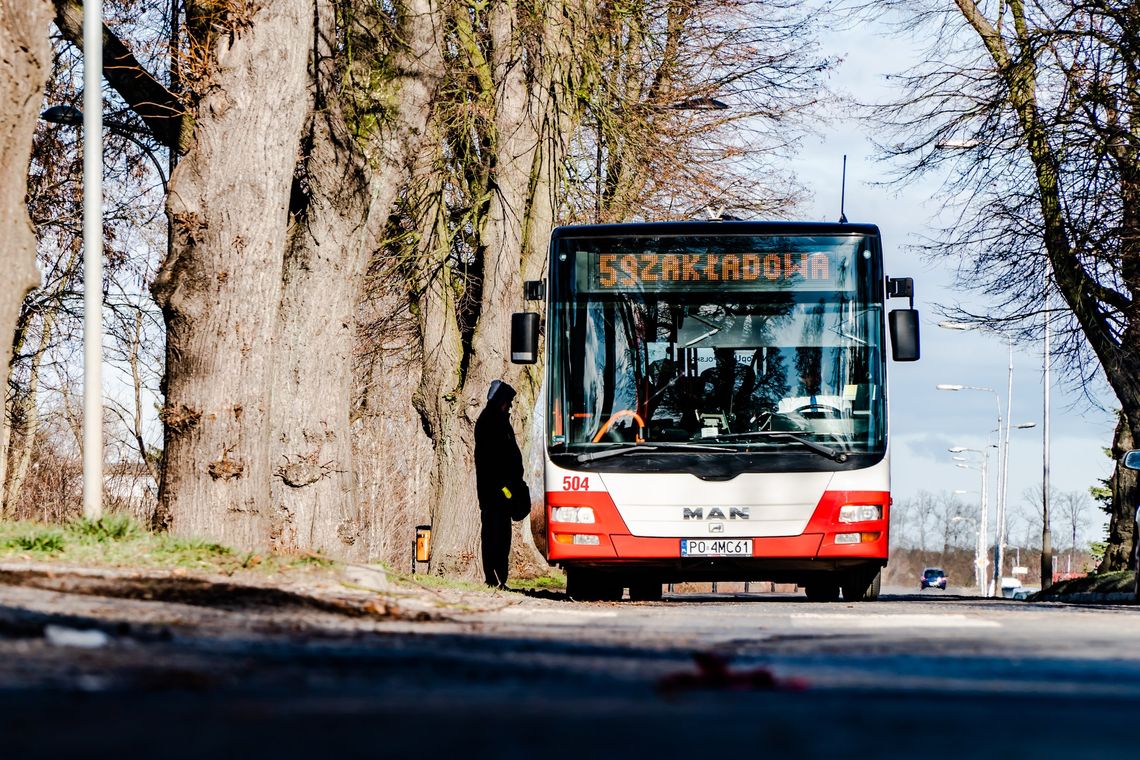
[791,613,1000,629]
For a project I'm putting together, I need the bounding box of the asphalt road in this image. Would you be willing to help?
[3,582,1139,759]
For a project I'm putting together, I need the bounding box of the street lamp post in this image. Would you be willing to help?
[83,1,103,521]
[937,381,1003,595]
[938,320,1017,597]
[1042,297,1053,588]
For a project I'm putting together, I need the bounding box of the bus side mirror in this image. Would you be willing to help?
[1122,450,1140,470]
[889,309,920,361]
[511,312,540,364]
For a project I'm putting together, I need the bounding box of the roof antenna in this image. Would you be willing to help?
[838,155,849,224]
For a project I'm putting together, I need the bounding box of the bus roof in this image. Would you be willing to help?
[551,220,882,239]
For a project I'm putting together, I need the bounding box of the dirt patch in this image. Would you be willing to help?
[0,566,405,621]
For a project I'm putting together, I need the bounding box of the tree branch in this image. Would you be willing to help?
[52,0,189,151]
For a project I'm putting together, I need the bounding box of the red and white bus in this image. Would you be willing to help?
[511,221,920,602]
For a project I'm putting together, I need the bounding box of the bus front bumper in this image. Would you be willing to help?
[546,489,890,566]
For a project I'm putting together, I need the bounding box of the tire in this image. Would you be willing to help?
[566,568,623,602]
[628,580,664,602]
[842,568,882,602]
[804,581,840,602]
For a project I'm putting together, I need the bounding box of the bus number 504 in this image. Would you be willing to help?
[562,476,590,491]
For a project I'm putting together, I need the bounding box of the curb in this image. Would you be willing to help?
[1032,591,1137,605]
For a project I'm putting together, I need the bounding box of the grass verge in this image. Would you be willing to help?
[1036,570,1136,599]
[0,516,335,576]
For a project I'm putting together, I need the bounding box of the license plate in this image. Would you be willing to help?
[680,539,753,557]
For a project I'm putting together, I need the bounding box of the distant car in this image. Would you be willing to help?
[1011,587,1039,600]
[921,567,948,590]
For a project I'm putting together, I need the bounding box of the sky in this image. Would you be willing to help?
[785,10,1115,545]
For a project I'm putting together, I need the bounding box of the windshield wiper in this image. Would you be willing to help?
[702,431,849,463]
[575,442,737,463]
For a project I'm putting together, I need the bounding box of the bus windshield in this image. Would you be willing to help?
[548,232,886,463]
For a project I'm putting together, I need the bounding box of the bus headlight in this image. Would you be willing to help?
[839,505,882,523]
[551,506,596,523]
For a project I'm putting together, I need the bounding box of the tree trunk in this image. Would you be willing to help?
[4,317,50,513]
[1101,413,1138,571]
[0,0,51,512]
[424,0,580,578]
[353,283,434,568]
[152,1,313,549]
[270,0,445,558]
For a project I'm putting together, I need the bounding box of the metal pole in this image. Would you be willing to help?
[83,0,104,520]
[975,523,982,595]
[1042,299,1053,588]
[992,339,1013,597]
[979,455,988,596]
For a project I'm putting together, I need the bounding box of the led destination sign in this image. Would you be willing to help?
[579,250,842,293]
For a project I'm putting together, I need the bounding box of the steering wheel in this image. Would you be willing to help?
[793,404,844,419]
[592,410,646,443]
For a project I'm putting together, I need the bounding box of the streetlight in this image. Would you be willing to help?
[81,2,103,520]
[1042,295,1053,589]
[938,320,1016,598]
[41,105,169,190]
[938,381,1004,595]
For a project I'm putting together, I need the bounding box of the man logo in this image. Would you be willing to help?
[682,507,750,520]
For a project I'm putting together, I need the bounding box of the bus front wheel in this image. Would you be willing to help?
[566,568,623,602]
[842,567,882,602]
[628,580,664,602]
[804,581,840,602]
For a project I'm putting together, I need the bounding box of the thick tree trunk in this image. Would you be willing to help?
[268,0,372,557]
[353,285,434,568]
[1101,414,1138,572]
[270,0,445,559]
[425,0,579,578]
[0,0,51,512]
[414,159,473,574]
[152,1,313,549]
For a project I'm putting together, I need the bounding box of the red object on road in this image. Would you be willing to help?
[657,652,809,695]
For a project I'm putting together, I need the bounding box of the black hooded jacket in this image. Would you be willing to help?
[474,384,523,513]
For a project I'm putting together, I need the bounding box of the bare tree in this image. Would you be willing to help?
[571,0,831,223]
[869,0,1140,570]
[1055,489,1091,573]
[7,5,169,518]
[1011,495,1044,551]
[890,490,945,552]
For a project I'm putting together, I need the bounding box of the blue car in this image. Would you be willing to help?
[921,567,948,590]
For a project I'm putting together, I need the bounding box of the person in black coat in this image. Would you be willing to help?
[474,379,522,588]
